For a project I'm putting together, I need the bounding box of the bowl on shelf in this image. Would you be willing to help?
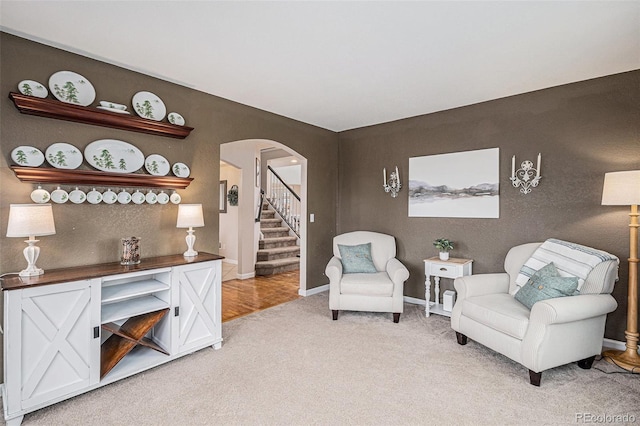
[99,101,127,110]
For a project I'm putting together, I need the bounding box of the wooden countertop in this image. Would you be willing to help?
[1,252,224,291]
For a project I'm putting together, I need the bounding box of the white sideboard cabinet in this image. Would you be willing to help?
[1,253,223,426]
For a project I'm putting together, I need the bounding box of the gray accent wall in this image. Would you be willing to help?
[337,70,639,341]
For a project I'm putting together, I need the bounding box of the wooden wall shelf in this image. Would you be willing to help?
[11,166,193,189]
[9,92,194,139]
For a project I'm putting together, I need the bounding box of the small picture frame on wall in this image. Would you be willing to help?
[220,180,227,213]
[256,158,261,188]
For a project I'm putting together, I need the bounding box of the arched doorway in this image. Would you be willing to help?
[219,139,308,294]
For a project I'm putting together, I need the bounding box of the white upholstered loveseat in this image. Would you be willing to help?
[325,231,409,322]
[451,242,619,386]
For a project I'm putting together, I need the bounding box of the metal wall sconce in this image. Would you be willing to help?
[383,166,402,198]
[510,153,541,194]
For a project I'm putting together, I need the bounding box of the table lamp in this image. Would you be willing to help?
[601,170,640,372]
[176,204,204,257]
[6,203,56,277]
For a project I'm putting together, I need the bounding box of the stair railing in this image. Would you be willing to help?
[265,165,301,237]
[256,190,265,223]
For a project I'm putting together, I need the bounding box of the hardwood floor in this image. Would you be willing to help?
[222,270,301,322]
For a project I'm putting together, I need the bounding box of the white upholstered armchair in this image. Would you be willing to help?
[451,242,619,386]
[325,231,409,322]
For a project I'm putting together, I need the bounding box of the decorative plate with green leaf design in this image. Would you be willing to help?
[144,154,170,176]
[11,146,45,167]
[45,142,83,169]
[84,139,144,173]
[48,71,96,106]
[132,91,166,121]
[18,80,48,98]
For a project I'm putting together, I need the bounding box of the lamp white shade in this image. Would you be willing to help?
[602,170,640,206]
[176,204,204,228]
[6,204,56,237]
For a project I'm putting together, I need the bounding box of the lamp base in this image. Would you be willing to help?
[19,267,44,277]
[602,348,640,373]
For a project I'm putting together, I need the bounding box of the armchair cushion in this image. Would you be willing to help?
[340,272,394,296]
[514,262,579,309]
[338,243,377,274]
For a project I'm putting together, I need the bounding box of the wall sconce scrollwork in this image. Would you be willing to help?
[510,153,541,195]
[383,166,402,198]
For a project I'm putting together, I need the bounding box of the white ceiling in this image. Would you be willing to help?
[1,1,638,132]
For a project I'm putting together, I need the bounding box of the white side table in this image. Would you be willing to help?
[424,257,473,317]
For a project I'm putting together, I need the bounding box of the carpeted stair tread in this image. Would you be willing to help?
[257,246,300,261]
[260,218,282,227]
[255,257,300,275]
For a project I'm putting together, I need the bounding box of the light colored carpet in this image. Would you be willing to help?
[11,293,640,425]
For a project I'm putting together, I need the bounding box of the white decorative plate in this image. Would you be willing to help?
[132,91,166,121]
[51,187,69,204]
[170,192,181,204]
[69,188,86,204]
[18,80,48,98]
[102,189,117,204]
[145,191,157,204]
[157,191,169,205]
[117,190,131,204]
[99,101,127,110]
[97,106,131,114]
[131,190,145,205]
[145,154,170,176]
[45,142,83,169]
[30,186,50,204]
[87,188,103,204]
[167,112,185,126]
[11,146,45,167]
[84,139,144,173]
[48,71,96,106]
[172,162,190,178]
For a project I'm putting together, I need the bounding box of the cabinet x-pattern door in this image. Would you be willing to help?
[172,262,221,354]
[5,280,100,412]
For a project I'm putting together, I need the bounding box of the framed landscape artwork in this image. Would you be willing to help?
[408,147,499,218]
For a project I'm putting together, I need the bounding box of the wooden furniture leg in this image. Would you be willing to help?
[577,355,596,369]
[529,370,542,386]
[393,313,400,323]
[332,310,338,320]
[455,332,468,345]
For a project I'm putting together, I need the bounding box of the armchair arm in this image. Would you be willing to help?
[529,294,618,325]
[454,273,510,301]
[326,256,343,310]
[386,258,409,286]
[325,257,343,284]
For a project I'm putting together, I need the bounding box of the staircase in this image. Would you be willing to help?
[255,203,300,276]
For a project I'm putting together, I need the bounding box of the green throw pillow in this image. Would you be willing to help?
[514,262,579,310]
[338,243,378,274]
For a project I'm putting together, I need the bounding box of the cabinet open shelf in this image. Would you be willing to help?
[11,166,193,189]
[102,279,170,304]
[9,92,193,139]
[101,295,169,324]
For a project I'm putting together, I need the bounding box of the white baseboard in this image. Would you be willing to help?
[404,296,426,306]
[300,284,329,297]
[222,259,238,265]
[237,272,255,280]
[602,338,630,352]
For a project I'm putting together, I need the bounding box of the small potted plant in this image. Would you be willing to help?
[433,238,454,261]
